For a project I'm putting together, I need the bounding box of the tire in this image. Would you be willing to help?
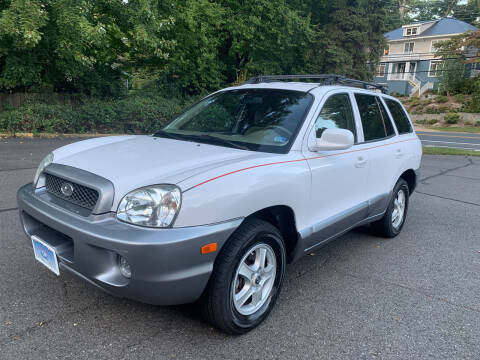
[371,179,410,238]
[200,218,286,335]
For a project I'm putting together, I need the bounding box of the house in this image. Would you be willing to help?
[374,18,478,96]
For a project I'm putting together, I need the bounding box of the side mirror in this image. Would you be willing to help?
[313,128,354,151]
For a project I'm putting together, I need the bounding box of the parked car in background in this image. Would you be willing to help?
[17,75,422,334]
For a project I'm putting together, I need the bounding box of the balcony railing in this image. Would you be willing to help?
[388,72,417,81]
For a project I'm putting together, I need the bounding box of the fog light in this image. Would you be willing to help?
[118,255,131,278]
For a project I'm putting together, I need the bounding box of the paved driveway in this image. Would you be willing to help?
[1,137,479,359]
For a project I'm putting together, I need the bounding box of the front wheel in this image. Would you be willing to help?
[371,179,410,238]
[200,218,286,335]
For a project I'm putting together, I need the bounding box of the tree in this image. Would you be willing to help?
[434,30,480,94]
[0,0,174,95]
[298,0,391,80]
[0,0,399,95]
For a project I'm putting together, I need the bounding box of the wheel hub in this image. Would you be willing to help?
[391,188,406,229]
[232,243,277,316]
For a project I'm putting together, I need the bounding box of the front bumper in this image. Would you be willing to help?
[17,184,242,305]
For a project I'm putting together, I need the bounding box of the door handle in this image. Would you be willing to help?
[395,148,404,159]
[355,156,367,168]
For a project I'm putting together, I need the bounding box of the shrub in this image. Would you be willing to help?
[438,106,449,113]
[415,119,426,125]
[464,121,473,126]
[427,119,439,125]
[444,112,461,124]
[422,98,433,105]
[454,94,466,103]
[0,93,188,134]
[435,95,449,103]
[409,97,420,107]
[475,121,480,127]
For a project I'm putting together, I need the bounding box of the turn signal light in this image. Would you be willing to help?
[201,243,218,254]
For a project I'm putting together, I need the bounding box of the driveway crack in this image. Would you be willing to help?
[416,191,480,207]
[420,157,474,184]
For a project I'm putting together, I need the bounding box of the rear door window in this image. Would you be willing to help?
[378,98,395,137]
[354,93,394,142]
[384,98,413,134]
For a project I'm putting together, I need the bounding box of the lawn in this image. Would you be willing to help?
[423,146,480,156]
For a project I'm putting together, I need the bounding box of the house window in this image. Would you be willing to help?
[405,27,419,36]
[384,45,390,55]
[377,63,387,77]
[404,42,415,53]
[429,61,443,77]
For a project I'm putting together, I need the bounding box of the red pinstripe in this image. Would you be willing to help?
[191,137,418,189]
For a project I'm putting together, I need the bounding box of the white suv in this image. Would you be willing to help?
[17,75,422,334]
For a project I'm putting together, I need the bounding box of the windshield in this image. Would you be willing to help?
[157,89,313,153]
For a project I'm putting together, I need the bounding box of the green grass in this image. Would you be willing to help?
[428,126,480,133]
[423,146,480,156]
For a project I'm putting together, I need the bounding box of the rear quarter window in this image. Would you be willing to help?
[383,98,413,134]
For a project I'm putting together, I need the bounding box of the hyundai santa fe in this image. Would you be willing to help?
[17,75,422,334]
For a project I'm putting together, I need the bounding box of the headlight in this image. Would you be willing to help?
[116,185,181,228]
[34,152,54,186]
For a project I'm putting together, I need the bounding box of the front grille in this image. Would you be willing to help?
[45,174,99,210]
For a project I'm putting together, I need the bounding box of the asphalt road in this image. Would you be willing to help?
[1,137,480,359]
[417,130,480,151]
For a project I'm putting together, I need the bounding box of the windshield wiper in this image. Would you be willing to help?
[189,134,251,151]
[153,130,188,141]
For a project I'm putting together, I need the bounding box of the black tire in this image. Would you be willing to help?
[200,218,286,335]
[371,179,410,238]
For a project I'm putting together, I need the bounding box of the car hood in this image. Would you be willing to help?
[53,135,264,193]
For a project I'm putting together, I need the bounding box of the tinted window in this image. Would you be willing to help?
[378,99,395,136]
[315,93,356,142]
[355,94,388,141]
[161,89,313,154]
[384,99,413,134]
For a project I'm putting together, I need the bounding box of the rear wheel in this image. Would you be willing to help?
[200,218,286,335]
[371,179,410,238]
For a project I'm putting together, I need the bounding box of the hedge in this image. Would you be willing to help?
[0,93,190,135]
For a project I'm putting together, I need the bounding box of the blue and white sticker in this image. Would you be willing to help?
[274,136,287,143]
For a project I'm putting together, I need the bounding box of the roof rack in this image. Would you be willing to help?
[244,74,387,94]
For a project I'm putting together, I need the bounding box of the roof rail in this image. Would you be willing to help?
[244,74,387,93]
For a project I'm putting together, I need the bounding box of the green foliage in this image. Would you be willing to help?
[444,112,461,124]
[0,93,185,134]
[425,108,441,114]
[415,119,426,125]
[0,0,174,96]
[300,0,389,80]
[423,147,480,156]
[427,119,439,125]
[454,94,466,103]
[0,0,395,96]
[435,95,449,103]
